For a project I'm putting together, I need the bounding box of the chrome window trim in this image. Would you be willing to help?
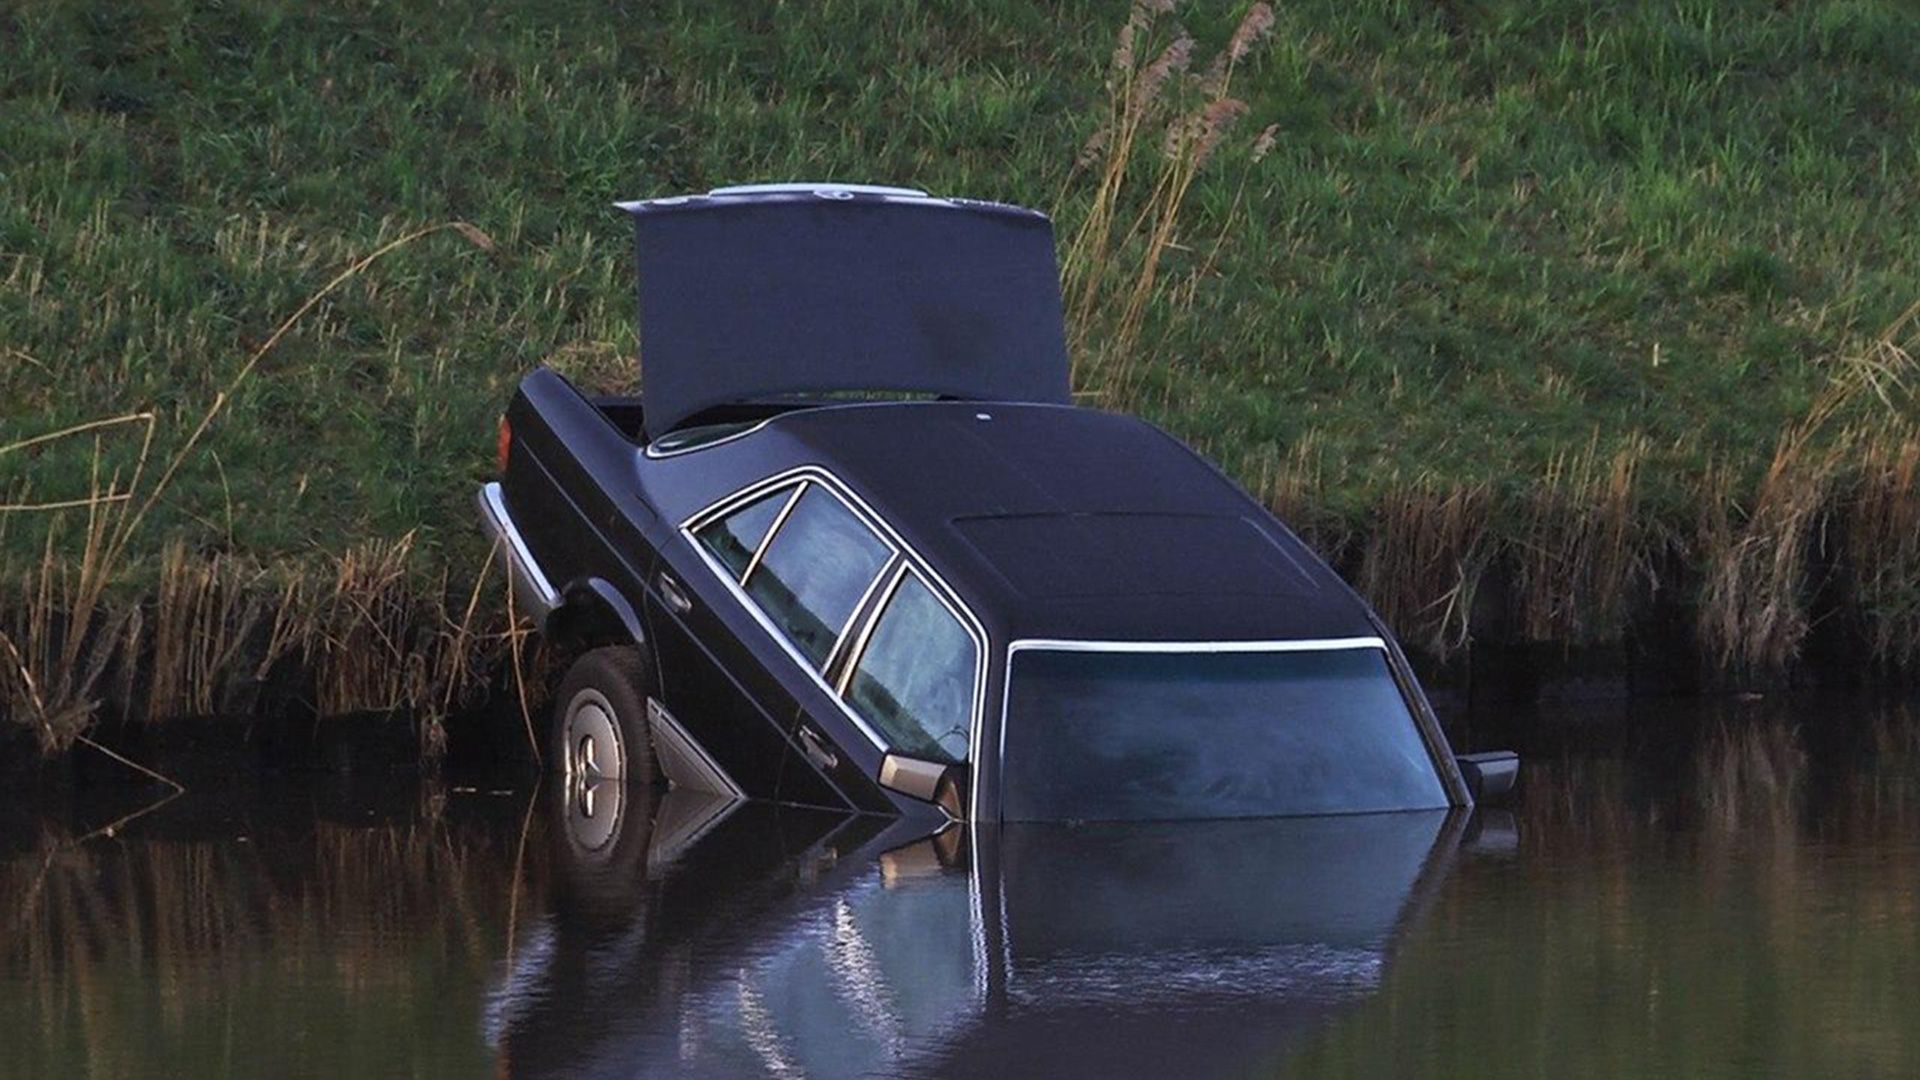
[738,482,807,584]
[711,475,899,675]
[642,415,777,459]
[834,562,910,697]
[682,465,990,820]
[825,553,901,677]
[1005,636,1388,655]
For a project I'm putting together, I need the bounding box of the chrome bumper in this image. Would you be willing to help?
[475,481,560,622]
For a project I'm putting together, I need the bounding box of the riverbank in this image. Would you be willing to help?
[5,1,1919,757]
[4,513,1917,787]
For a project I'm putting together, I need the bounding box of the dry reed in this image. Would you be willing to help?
[1697,303,1919,672]
[1848,433,1920,667]
[314,535,426,716]
[3,538,530,757]
[0,222,495,759]
[1063,1,1275,394]
[1693,447,1833,673]
[1839,306,1920,668]
[1515,435,1648,644]
[147,542,273,719]
[1359,480,1492,658]
[1249,433,1332,549]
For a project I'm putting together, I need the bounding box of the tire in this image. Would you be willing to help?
[550,645,659,788]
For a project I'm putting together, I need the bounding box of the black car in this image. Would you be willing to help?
[477,182,1516,826]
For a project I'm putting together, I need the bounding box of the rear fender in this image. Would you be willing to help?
[548,578,647,653]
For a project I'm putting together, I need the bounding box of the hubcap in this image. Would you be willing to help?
[563,692,624,782]
[565,759,624,853]
[562,689,626,852]
[576,732,601,780]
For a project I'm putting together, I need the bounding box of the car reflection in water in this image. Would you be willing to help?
[487,777,1469,1079]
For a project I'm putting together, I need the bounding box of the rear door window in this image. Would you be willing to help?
[844,572,976,762]
[695,486,795,580]
[743,484,892,668]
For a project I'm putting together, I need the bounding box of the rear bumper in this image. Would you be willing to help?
[476,481,560,622]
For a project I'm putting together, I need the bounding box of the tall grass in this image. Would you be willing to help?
[2,224,498,760]
[1696,305,1920,671]
[1359,481,1492,658]
[1849,434,1920,668]
[1515,436,1647,645]
[3,0,1920,747]
[1061,1,1276,395]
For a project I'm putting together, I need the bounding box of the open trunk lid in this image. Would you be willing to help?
[618,185,1071,439]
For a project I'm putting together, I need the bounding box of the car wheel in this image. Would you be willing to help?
[551,645,660,788]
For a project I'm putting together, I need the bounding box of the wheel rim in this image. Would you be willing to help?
[563,688,626,782]
[562,688,626,852]
[563,757,625,854]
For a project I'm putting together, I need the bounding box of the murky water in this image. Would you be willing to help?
[3,696,1917,1078]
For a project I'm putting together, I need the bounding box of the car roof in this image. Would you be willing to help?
[708,401,1380,646]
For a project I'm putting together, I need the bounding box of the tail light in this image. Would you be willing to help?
[496,415,512,473]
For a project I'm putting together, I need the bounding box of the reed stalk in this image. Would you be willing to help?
[1359,480,1492,658]
[1697,304,1918,671]
[1516,435,1649,644]
[1062,2,1274,396]
[0,223,494,754]
[1848,432,1920,667]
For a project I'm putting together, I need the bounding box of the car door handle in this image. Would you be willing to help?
[656,572,693,615]
[797,724,840,771]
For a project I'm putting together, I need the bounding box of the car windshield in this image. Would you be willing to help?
[1001,646,1448,822]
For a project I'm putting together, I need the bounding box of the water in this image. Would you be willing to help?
[3,697,1917,1078]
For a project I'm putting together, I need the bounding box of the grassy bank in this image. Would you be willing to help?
[4,1,1920,747]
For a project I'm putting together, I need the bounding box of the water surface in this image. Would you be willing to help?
[3,696,1916,1078]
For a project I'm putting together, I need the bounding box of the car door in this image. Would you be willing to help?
[646,482,832,804]
[652,477,899,810]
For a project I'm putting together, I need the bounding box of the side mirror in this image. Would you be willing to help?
[1457,750,1520,803]
[879,753,966,817]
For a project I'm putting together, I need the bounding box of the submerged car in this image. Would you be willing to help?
[478,182,1516,825]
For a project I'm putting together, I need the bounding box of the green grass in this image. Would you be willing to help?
[2,0,1917,615]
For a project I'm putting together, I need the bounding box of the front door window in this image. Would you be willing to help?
[843,572,975,763]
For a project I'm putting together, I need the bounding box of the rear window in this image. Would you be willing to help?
[695,487,793,579]
[1001,647,1447,822]
[742,485,892,668]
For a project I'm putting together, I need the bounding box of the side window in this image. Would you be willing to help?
[845,573,975,763]
[743,485,892,668]
[695,487,794,580]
